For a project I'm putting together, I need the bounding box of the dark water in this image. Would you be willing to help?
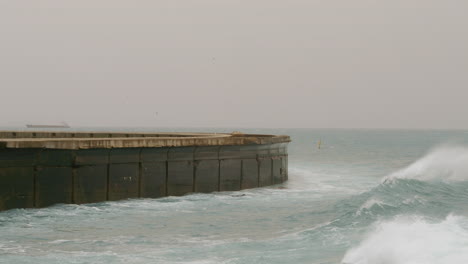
[2,128,468,264]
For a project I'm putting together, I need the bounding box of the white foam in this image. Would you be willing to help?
[355,198,389,216]
[342,214,468,264]
[48,239,72,244]
[287,166,369,195]
[0,241,27,254]
[384,146,468,182]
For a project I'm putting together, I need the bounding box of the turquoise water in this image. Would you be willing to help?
[2,128,468,263]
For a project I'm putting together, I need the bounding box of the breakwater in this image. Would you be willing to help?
[0,131,290,211]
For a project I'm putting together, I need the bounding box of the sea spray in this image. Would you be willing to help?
[384,146,468,182]
[342,214,468,264]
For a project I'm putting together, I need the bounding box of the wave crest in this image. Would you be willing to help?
[342,214,468,264]
[384,146,468,182]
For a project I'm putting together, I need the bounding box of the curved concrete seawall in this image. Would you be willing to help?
[0,131,290,211]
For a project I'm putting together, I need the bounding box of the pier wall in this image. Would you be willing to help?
[0,132,289,211]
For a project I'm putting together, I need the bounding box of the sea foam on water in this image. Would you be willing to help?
[342,214,468,264]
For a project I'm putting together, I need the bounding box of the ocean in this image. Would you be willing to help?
[2,128,468,264]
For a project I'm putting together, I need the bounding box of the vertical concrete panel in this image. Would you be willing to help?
[38,150,73,167]
[195,160,219,193]
[36,167,72,207]
[272,157,282,184]
[0,167,34,211]
[269,144,280,156]
[258,158,272,187]
[168,147,195,161]
[285,156,289,181]
[167,147,194,196]
[241,159,258,189]
[281,156,288,181]
[219,146,241,159]
[73,165,107,204]
[167,161,193,196]
[109,148,140,164]
[194,146,219,160]
[108,164,139,201]
[141,148,169,162]
[220,159,241,191]
[255,145,270,157]
[140,162,166,198]
[0,149,37,168]
[238,145,261,159]
[74,149,109,166]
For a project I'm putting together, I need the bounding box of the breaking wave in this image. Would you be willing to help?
[339,145,468,263]
[384,146,468,182]
[342,215,468,264]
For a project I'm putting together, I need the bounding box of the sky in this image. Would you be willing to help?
[0,1,467,129]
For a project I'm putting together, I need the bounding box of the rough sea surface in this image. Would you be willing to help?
[2,128,468,264]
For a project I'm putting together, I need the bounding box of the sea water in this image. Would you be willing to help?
[2,128,468,264]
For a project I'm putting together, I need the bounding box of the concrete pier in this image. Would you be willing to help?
[0,131,290,211]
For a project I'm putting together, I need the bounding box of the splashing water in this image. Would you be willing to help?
[342,215,468,264]
[341,144,468,263]
[384,146,468,182]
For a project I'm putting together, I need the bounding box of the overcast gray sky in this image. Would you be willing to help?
[0,1,467,129]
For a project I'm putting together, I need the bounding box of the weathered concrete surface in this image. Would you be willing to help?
[0,167,34,210]
[0,131,289,149]
[36,167,73,207]
[0,131,290,211]
[140,148,168,198]
[220,159,242,191]
[194,146,220,193]
[195,160,219,193]
[73,165,108,204]
[241,159,259,189]
[140,162,166,198]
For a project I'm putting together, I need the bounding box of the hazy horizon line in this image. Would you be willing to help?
[1,125,468,132]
